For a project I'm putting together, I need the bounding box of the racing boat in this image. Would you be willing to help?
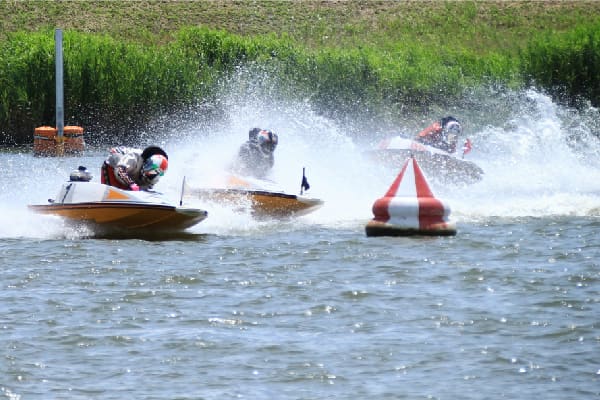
[184,174,324,218]
[366,136,484,185]
[29,169,208,232]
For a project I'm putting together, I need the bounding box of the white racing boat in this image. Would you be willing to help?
[367,136,484,185]
[184,174,324,218]
[29,169,208,232]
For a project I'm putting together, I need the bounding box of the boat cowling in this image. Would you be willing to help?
[69,166,93,182]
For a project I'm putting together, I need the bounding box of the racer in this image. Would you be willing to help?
[232,128,279,178]
[101,145,169,191]
[415,116,462,153]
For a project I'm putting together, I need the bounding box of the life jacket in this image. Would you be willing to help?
[101,163,130,190]
[418,121,443,140]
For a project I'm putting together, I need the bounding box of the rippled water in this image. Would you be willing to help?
[2,217,599,399]
[2,89,600,399]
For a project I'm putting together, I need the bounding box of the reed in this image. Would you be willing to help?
[522,21,600,106]
[1,1,599,145]
[0,29,218,144]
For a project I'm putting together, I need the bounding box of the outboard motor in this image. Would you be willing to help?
[69,166,93,182]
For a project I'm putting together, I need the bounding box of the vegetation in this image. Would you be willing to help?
[1,1,599,145]
[522,21,600,106]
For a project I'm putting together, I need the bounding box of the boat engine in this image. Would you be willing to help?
[69,166,93,182]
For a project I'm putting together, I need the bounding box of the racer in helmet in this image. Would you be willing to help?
[101,145,168,191]
[248,127,261,141]
[415,116,462,153]
[232,128,279,178]
[141,154,169,187]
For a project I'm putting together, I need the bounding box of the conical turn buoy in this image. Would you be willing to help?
[365,156,456,236]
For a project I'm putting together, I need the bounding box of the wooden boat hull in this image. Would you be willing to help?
[29,182,208,232]
[29,202,207,230]
[369,149,483,184]
[194,188,323,217]
[367,136,484,185]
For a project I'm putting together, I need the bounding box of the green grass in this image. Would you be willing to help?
[1,1,600,145]
[3,1,599,52]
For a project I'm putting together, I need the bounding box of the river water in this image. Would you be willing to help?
[1,89,599,399]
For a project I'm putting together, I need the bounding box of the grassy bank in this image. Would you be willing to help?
[3,1,599,53]
[1,1,600,145]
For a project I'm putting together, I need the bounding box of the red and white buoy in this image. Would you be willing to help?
[365,156,456,236]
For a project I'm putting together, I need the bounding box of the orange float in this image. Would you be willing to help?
[33,125,85,156]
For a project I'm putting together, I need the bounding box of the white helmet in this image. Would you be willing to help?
[445,120,462,136]
[142,154,168,185]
